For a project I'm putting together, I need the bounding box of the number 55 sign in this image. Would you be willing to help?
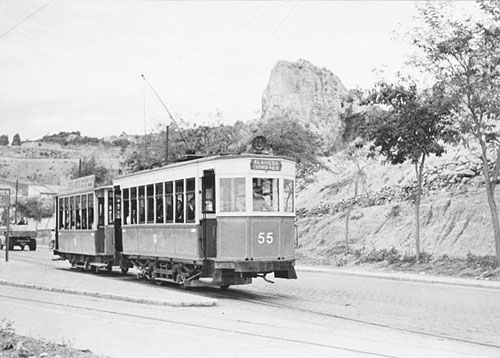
[257,232,274,244]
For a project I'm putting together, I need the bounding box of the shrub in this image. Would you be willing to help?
[0,319,16,350]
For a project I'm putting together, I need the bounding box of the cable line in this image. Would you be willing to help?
[0,0,53,40]
[64,1,290,126]
[141,74,194,153]
[210,1,300,101]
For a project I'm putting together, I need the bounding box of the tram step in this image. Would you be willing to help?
[90,263,109,267]
[154,277,173,282]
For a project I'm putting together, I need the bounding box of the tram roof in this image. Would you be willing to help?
[115,153,295,181]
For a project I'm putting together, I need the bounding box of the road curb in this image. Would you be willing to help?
[296,265,500,290]
[0,279,218,307]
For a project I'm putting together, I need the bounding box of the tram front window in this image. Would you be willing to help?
[253,178,279,212]
[284,179,294,212]
[220,178,245,212]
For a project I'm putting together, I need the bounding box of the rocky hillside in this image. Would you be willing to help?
[296,145,497,261]
[262,59,348,153]
[0,142,126,186]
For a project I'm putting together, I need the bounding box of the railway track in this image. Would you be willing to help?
[0,290,399,358]
[6,251,500,353]
[203,286,500,351]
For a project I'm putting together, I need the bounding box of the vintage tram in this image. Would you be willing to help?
[54,153,297,289]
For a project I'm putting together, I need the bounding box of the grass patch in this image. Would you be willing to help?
[0,319,105,358]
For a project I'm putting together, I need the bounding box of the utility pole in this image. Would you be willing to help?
[14,179,18,223]
[0,189,11,262]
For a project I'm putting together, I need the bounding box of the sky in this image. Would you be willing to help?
[0,0,442,141]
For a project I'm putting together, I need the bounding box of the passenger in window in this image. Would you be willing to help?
[157,203,164,223]
[204,189,214,212]
[253,186,272,212]
[187,196,195,221]
[176,200,184,222]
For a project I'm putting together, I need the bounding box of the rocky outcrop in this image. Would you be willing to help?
[261,59,348,153]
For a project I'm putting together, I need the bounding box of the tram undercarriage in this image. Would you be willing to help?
[122,256,296,289]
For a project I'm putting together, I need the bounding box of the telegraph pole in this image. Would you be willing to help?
[0,188,11,262]
[14,179,18,223]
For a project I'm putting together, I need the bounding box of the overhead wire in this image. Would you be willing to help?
[141,74,194,152]
[208,1,300,103]
[64,1,292,126]
[0,0,54,40]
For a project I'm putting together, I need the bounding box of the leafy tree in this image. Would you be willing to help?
[412,1,500,262]
[11,134,21,146]
[17,198,53,226]
[123,122,250,172]
[70,157,112,186]
[363,80,453,260]
[0,135,9,146]
[252,115,324,182]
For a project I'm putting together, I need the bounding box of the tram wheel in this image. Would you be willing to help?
[219,285,230,291]
[155,279,164,286]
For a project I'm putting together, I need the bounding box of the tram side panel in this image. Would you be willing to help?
[58,231,97,255]
[122,225,199,260]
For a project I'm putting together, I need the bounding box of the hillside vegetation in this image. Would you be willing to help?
[296,146,497,266]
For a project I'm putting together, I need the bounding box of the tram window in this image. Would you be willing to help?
[284,179,294,212]
[202,171,215,214]
[253,178,279,212]
[186,178,195,222]
[147,184,154,224]
[165,181,173,223]
[108,191,114,224]
[131,187,137,224]
[58,198,64,230]
[220,178,246,212]
[64,197,69,229]
[156,183,164,223]
[175,180,184,223]
[82,195,87,229]
[123,188,130,225]
[75,196,81,229]
[115,189,121,220]
[139,186,145,224]
[88,194,94,229]
[70,197,75,229]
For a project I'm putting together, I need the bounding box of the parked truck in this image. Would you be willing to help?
[0,219,37,251]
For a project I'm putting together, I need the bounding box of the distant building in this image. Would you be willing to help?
[0,179,58,204]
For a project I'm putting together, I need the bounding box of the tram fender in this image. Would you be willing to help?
[274,267,298,279]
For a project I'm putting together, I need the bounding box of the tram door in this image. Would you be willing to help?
[113,186,123,252]
[96,194,105,253]
[201,170,216,258]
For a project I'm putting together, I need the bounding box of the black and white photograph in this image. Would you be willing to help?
[1,1,500,357]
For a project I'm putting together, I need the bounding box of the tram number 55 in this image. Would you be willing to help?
[257,232,274,244]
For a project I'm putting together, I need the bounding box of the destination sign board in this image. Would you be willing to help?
[62,175,96,193]
[0,189,10,207]
[250,159,282,171]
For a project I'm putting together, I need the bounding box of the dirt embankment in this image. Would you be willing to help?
[296,147,497,261]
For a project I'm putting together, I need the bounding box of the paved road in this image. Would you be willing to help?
[221,269,500,347]
[1,247,499,357]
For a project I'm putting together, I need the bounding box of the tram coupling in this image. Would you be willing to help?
[257,273,275,284]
